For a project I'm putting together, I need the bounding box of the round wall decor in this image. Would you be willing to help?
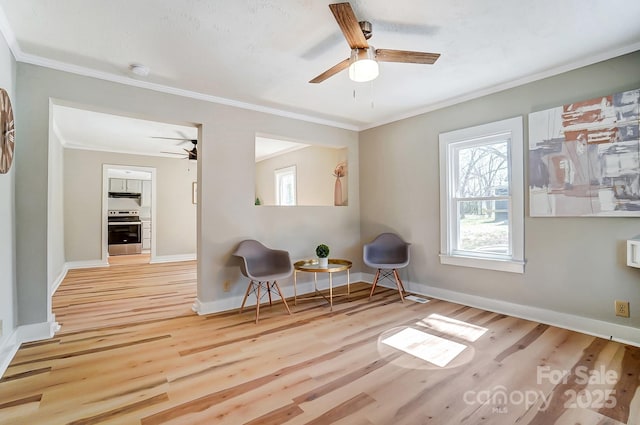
[0,88,15,174]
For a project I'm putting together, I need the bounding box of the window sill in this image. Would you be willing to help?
[439,254,525,274]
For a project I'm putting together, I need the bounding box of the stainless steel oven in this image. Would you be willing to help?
[108,210,142,255]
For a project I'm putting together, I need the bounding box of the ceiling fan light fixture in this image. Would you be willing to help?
[348,47,378,82]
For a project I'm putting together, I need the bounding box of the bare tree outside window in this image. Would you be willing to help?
[455,140,510,254]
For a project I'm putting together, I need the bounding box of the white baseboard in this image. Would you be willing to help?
[362,273,640,348]
[51,264,69,295]
[0,330,19,379]
[66,260,109,269]
[150,253,197,264]
[193,272,365,315]
[55,260,108,296]
[0,319,59,378]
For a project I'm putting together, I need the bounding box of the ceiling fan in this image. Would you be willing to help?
[153,136,198,160]
[310,2,440,83]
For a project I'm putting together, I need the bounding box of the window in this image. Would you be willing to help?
[275,165,297,206]
[439,116,525,273]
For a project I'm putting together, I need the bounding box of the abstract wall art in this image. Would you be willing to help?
[528,88,640,216]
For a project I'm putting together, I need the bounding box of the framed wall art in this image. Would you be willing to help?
[528,88,639,217]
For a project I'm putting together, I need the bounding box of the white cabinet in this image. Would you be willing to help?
[125,179,142,193]
[109,178,126,192]
[142,220,152,251]
[628,235,640,268]
[109,178,142,193]
[141,180,152,207]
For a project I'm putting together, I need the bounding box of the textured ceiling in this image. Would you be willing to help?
[2,0,640,131]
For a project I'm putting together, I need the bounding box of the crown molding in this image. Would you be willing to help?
[18,51,360,131]
[362,41,640,131]
[1,5,638,133]
[0,5,359,132]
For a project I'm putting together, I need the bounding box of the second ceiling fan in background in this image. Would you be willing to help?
[153,136,197,160]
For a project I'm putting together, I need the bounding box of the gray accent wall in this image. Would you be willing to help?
[359,51,640,330]
[0,28,16,345]
[15,63,360,326]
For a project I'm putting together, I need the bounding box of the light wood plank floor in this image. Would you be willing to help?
[1,262,638,425]
[107,254,151,266]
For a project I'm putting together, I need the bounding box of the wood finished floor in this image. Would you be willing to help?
[1,261,639,425]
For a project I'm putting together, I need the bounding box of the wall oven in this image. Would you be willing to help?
[108,210,142,255]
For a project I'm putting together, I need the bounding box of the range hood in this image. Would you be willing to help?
[108,192,141,199]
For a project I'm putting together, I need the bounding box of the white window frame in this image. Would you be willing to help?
[275,165,297,206]
[439,116,525,273]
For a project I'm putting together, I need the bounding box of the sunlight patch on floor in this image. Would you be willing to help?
[416,313,488,342]
[381,327,468,367]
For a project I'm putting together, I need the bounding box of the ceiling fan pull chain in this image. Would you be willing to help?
[370,80,375,109]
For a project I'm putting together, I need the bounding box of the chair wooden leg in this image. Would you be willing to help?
[393,269,405,303]
[240,280,253,313]
[369,269,381,300]
[255,282,261,324]
[273,281,292,315]
[267,281,273,306]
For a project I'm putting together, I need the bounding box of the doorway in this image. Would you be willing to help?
[49,101,200,334]
[103,165,156,265]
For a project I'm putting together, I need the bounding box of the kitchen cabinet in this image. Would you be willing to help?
[109,178,142,193]
[141,180,152,207]
[109,178,126,192]
[127,179,142,193]
[142,220,152,251]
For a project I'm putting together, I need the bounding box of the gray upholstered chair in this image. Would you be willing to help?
[363,233,410,302]
[233,240,293,323]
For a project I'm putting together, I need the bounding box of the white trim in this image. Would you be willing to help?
[1,320,60,378]
[66,260,109,269]
[17,320,59,343]
[2,3,637,133]
[360,41,640,131]
[0,329,19,379]
[11,52,358,131]
[362,273,640,347]
[439,254,525,274]
[193,272,364,315]
[439,116,524,273]
[0,4,19,58]
[150,253,197,264]
[275,165,297,206]
[51,264,69,295]
[102,164,158,265]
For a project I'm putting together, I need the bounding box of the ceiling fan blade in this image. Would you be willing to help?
[309,58,350,83]
[329,3,368,49]
[161,151,186,156]
[152,136,197,142]
[375,49,440,64]
[184,147,197,160]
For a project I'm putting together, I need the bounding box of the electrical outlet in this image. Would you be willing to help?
[223,281,231,292]
[615,300,630,318]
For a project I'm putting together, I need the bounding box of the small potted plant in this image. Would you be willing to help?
[316,243,330,268]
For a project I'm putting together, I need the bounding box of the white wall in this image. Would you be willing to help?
[15,63,360,326]
[256,145,348,206]
[0,25,16,356]
[360,51,640,336]
[64,149,197,261]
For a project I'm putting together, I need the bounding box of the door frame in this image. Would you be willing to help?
[102,164,157,263]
